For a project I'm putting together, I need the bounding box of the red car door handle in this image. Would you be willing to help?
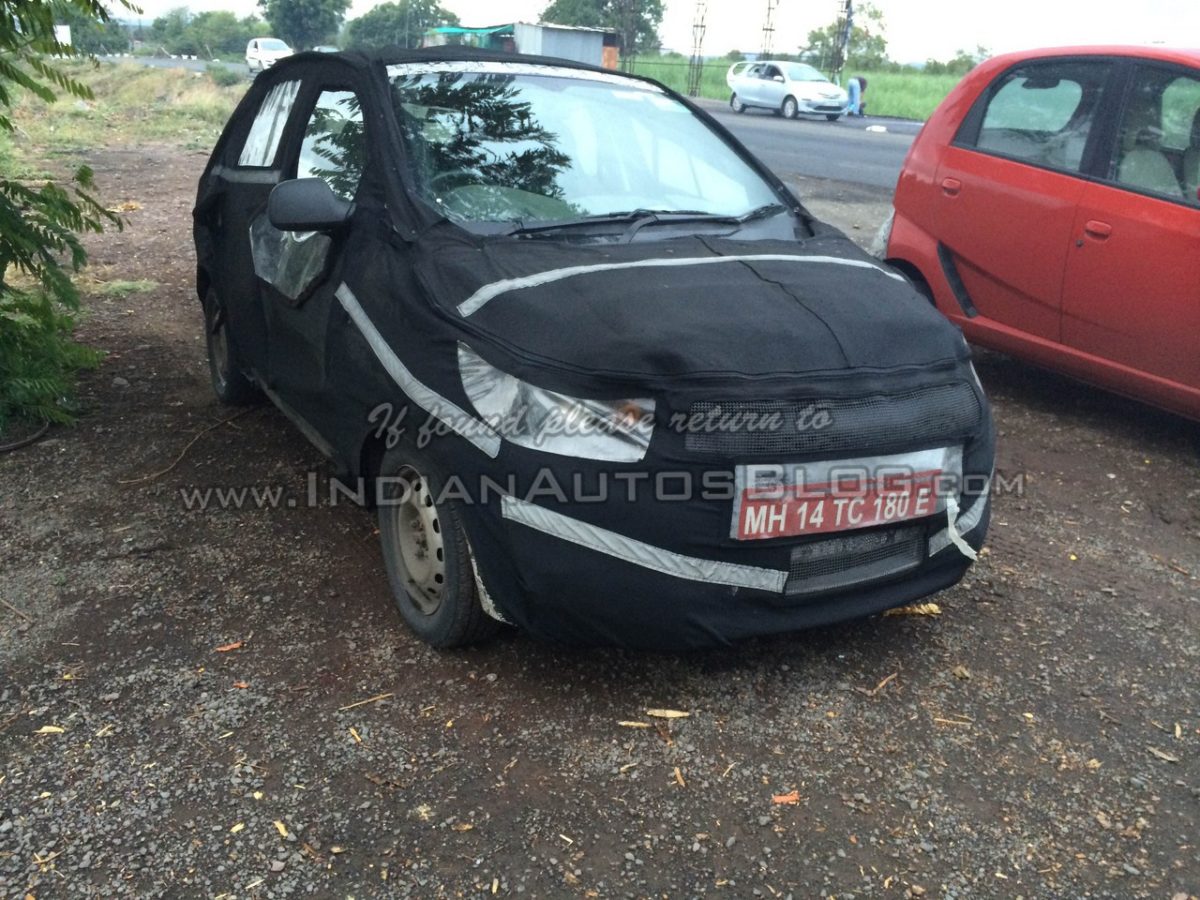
[941,177,962,197]
[1084,220,1112,239]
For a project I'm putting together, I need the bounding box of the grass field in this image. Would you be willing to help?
[8,62,245,159]
[625,57,963,121]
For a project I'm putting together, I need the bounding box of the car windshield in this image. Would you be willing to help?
[787,64,828,82]
[388,64,783,227]
[261,39,288,50]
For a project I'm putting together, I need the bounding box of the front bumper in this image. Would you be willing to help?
[800,98,849,115]
[456,385,994,648]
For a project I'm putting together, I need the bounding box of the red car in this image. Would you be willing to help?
[883,46,1200,421]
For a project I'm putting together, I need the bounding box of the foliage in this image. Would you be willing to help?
[0,0,127,428]
[799,1,889,71]
[258,0,350,50]
[207,61,243,87]
[924,46,990,76]
[148,8,267,58]
[539,0,663,54]
[343,0,459,52]
[52,0,128,55]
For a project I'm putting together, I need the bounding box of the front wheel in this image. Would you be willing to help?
[826,113,842,122]
[781,96,798,119]
[377,450,500,648]
[730,93,746,114]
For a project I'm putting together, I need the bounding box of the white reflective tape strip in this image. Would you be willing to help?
[467,537,511,624]
[501,495,788,594]
[457,254,907,317]
[928,478,989,557]
[942,495,978,561]
[336,284,501,458]
[210,165,282,185]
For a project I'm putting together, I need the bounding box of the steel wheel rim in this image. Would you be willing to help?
[391,466,445,616]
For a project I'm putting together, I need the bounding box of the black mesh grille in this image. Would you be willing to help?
[784,525,926,597]
[682,382,981,457]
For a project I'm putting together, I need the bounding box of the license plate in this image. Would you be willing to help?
[732,447,962,541]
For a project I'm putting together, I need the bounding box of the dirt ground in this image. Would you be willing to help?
[1,146,1199,899]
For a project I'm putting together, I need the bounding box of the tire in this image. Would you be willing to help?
[730,93,746,114]
[826,113,842,122]
[781,96,798,119]
[203,289,260,405]
[377,449,500,648]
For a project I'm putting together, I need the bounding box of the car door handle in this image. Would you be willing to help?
[941,177,962,197]
[1083,220,1112,240]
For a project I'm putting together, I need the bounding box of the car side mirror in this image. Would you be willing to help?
[772,75,784,82]
[268,178,353,232]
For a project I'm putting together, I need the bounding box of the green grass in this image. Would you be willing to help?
[9,62,247,156]
[625,57,963,121]
[88,279,159,297]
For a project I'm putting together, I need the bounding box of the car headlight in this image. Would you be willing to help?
[458,344,655,462]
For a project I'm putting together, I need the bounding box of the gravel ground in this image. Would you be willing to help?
[1,148,1198,899]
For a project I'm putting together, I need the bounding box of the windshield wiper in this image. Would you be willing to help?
[506,204,789,238]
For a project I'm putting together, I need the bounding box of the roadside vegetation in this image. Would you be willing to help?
[627,57,964,120]
[0,54,243,435]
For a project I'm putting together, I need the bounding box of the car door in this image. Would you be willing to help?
[257,80,370,427]
[1062,61,1200,395]
[201,77,303,376]
[759,65,786,109]
[737,64,763,105]
[933,58,1118,343]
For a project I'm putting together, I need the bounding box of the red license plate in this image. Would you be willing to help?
[732,447,960,541]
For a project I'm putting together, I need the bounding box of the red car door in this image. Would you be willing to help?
[1061,63,1200,404]
[933,59,1116,343]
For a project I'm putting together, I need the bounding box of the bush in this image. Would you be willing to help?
[0,289,102,430]
[207,62,242,87]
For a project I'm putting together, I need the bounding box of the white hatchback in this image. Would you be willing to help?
[726,61,849,121]
[246,38,293,73]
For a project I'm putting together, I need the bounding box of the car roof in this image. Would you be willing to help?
[270,45,627,80]
[981,44,1200,70]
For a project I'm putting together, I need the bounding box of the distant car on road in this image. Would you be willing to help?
[882,45,1200,421]
[311,45,340,53]
[727,61,849,121]
[245,37,293,73]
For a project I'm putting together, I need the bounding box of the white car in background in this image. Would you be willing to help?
[246,37,293,73]
[726,61,849,121]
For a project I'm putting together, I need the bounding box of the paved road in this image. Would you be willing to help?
[693,97,918,189]
[108,56,916,190]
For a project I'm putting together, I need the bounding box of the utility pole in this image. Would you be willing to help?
[760,0,777,58]
[686,0,706,97]
[832,0,853,81]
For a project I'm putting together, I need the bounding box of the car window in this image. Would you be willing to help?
[973,61,1110,172]
[787,64,827,83]
[1109,65,1200,204]
[390,68,782,226]
[762,66,781,80]
[296,89,365,202]
[238,80,301,168]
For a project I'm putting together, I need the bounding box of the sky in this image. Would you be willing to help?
[122,0,1200,64]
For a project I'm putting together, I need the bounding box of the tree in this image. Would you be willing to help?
[259,0,350,50]
[190,11,267,57]
[0,0,124,428]
[539,0,663,55]
[53,1,128,55]
[343,0,459,52]
[799,2,889,72]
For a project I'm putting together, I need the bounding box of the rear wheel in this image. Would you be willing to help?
[781,96,798,119]
[203,289,260,405]
[377,450,500,648]
[730,93,746,114]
